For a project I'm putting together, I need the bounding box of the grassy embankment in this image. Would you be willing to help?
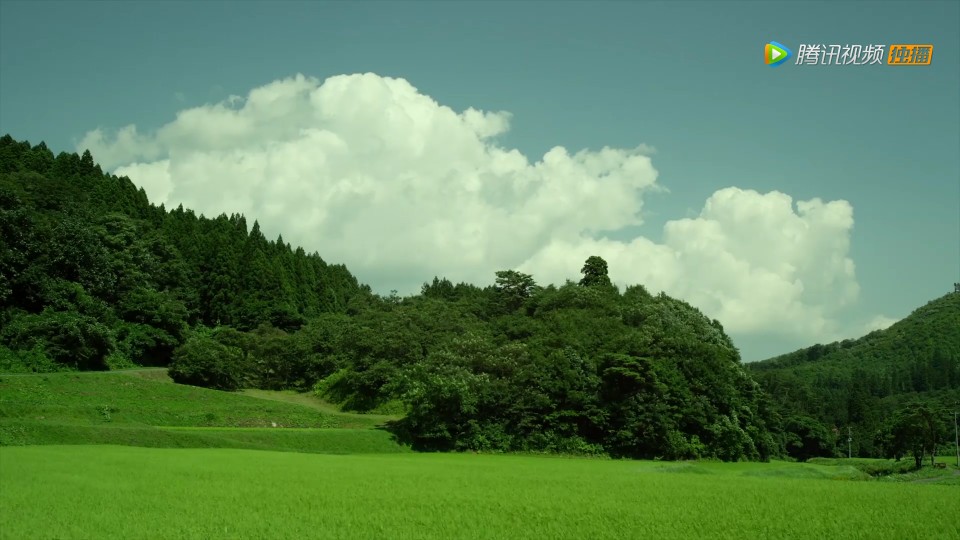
[0,369,406,454]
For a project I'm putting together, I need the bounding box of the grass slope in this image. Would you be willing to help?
[0,371,387,428]
[0,371,406,454]
[2,445,957,539]
[238,388,400,424]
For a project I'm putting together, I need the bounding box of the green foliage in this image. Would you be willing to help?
[114,322,180,368]
[783,415,836,461]
[0,135,367,370]
[370,276,778,461]
[749,293,960,460]
[168,331,246,391]
[247,325,311,390]
[494,269,537,313]
[104,351,137,371]
[880,402,952,468]
[579,255,613,288]
[0,344,63,373]
[1,310,113,370]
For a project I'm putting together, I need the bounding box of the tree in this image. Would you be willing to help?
[494,270,537,312]
[118,288,189,339]
[783,415,834,461]
[396,359,489,451]
[421,277,456,301]
[79,149,99,176]
[579,256,612,288]
[886,403,949,468]
[248,324,310,390]
[168,331,246,391]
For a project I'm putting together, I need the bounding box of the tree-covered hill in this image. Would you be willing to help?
[0,134,368,371]
[0,134,789,461]
[747,293,960,461]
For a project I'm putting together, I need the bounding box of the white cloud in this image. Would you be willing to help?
[519,188,859,338]
[79,72,864,343]
[864,314,899,333]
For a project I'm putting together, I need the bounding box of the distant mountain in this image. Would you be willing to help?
[748,293,960,458]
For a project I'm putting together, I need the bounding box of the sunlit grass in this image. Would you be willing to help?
[0,371,383,429]
[2,445,957,540]
[239,388,399,424]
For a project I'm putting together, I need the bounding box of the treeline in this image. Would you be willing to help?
[0,134,367,371]
[167,266,782,460]
[748,294,960,463]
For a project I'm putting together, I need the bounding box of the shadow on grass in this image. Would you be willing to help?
[375,418,458,453]
[376,419,417,449]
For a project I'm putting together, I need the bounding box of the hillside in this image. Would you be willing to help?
[0,135,781,461]
[748,293,960,459]
[0,134,368,372]
[0,370,407,454]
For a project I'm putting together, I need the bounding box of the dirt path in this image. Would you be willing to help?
[238,389,400,423]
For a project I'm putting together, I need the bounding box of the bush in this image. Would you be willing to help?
[168,332,245,391]
[104,352,137,370]
[115,323,179,367]
[0,344,63,373]
[1,310,113,370]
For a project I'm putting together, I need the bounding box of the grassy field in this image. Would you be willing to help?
[0,421,409,454]
[2,445,957,540]
[0,370,389,429]
[2,370,957,538]
[808,457,960,484]
[0,369,407,455]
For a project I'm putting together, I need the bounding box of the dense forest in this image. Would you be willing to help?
[2,134,956,464]
[748,294,960,464]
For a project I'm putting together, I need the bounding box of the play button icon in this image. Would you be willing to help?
[765,41,791,66]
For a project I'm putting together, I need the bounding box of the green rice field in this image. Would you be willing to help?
[1,370,957,539]
[2,445,957,539]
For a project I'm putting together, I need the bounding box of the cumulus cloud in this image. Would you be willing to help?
[864,315,899,333]
[519,188,860,337]
[79,72,864,342]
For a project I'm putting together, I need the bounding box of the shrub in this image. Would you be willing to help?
[168,332,245,391]
[0,344,63,373]
[1,310,114,370]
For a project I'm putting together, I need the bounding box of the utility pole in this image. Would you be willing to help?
[847,427,852,459]
[954,405,958,468]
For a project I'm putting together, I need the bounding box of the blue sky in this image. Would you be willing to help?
[1,1,958,361]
